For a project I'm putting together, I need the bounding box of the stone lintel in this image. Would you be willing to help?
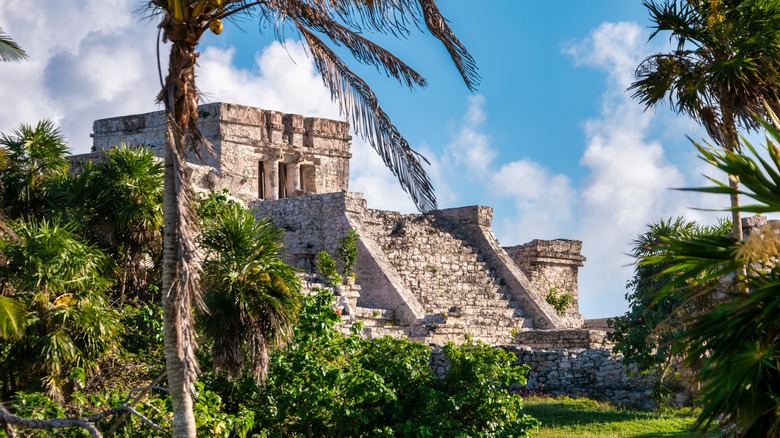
[529,256,585,267]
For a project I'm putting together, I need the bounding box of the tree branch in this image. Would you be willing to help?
[0,387,168,438]
[0,402,103,438]
[107,372,167,435]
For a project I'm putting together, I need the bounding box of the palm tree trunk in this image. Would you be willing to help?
[161,41,201,438]
[727,174,742,240]
[721,103,743,241]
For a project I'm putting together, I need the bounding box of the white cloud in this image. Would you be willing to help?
[492,159,576,243]
[443,95,496,177]
[197,43,341,119]
[562,22,709,318]
[0,0,161,153]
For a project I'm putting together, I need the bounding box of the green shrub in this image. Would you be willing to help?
[315,250,342,286]
[242,289,538,437]
[336,229,359,281]
[545,288,573,316]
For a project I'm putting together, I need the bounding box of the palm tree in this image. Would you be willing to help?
[641,124,780,435]
[630,0,780,240]
[608,217,730,374]
[0,28,27,62]
[0,218,123,401]
[0,120,69,219]
[50,145,164,298]
[142,1,478,435]
[199,205,300,385]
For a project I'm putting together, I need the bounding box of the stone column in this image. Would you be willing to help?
[288,163,301,198]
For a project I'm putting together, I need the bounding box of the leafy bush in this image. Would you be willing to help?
[230,288,539,437]
[336,229,359,281]
[545,288,573,317]
[315,249,342,285]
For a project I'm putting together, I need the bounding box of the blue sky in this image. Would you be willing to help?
[1,1,736,318]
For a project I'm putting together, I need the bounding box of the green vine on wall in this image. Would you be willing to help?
[545,288,573,317]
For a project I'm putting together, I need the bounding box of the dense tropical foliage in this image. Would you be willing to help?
[608,218,730,374]
[0,219,122,401]
[626,118,780,435]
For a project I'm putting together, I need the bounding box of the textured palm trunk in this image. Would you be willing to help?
[161,41,201,438]
[720,102,743,241]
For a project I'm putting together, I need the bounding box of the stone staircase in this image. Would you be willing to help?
[360,210,530,344]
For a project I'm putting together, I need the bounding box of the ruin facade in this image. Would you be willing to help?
[81,102,661,406]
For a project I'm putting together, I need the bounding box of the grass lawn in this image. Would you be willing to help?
[524,396,723,437]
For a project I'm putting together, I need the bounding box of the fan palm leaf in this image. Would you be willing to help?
[0,120,69,219]
[200,205,300,384]
[0,218,122,400]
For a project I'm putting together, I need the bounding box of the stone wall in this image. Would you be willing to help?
[511,346,657,408]
[429,345,657,408]
[505,239,585,321]
[514,328,610,349]
[89,102,352,202]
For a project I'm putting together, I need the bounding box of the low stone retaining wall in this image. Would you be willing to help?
[514,329,610,349]
[509,346,656,408]
[430,345,657,409]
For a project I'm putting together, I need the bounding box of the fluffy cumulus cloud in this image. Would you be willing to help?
[0,0,161,152]
[439,95,576,245]
[563,22,712,317]
[196,43,341,119]
[492,159,576,244]
[443,95,496,177]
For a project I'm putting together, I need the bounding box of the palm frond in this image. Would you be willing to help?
[288,1,427,89]
[0,28,28,62]
[0,296,28,340]
[416,0,479,91]
[299,25,437,211]
[200,206,300,384]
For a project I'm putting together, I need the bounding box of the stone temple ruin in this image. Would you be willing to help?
[79,102,659,406]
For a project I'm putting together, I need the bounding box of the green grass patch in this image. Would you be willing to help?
[525,396,722,437]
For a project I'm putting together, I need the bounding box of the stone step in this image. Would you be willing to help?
[362,325,409,339]
[418,295,518,312]
[354,307,395,320]
[422,325,516,345]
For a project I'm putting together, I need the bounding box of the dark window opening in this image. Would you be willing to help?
[258,161,266,199]
[278,162,287,199]
[299,165,306,194]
